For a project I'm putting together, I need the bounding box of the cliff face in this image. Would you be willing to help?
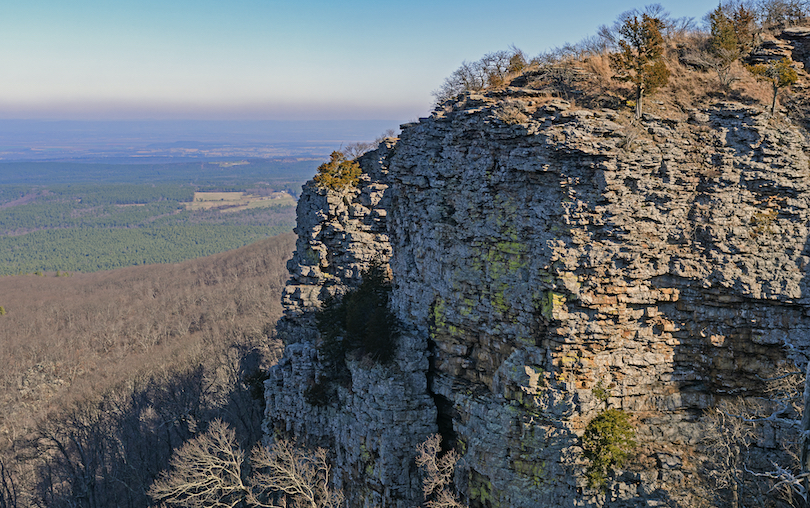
[265,141,437,507]
[266,93,810,507]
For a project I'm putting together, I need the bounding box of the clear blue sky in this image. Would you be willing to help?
[0,0,719,122]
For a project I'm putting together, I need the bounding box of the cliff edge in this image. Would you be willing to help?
[266,88,810,507]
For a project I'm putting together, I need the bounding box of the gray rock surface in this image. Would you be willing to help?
[266,91,810,507]
[265,141,437,507]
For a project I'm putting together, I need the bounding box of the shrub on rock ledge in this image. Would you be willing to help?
[582,408,636,489]
[314,151,362,190]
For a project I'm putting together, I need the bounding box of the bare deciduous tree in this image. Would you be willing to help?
[745,362,810,506]
[0,459,17,508]
[251,439,344,508]
[415,434,465,508]
[342,142,376,160]
[148,419,251,508]
[700,362,810,508]
[149,420,343,508]
[703,399,758,508]
[432,48,527,104]
[759,0,810,28]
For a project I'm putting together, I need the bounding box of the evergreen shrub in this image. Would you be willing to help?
[308,261,397,406]
[582,408,636,489]
[313,151,362,190]
[316,260,397,365]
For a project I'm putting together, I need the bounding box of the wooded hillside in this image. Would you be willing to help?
[0,183,296,274]
[0,232,294,507]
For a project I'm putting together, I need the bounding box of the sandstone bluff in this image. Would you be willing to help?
[264,90,810,506]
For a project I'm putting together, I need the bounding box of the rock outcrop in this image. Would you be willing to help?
[749,26,810,67]
[266,90,810,507]
[265,141,437,507]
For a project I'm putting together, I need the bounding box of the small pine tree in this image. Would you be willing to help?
[610,13,670,119]
[316,260,396,365]
[731,4,756,54]
[507,46,528,74]
[710,6,738,57]
[708,5,743,92]
[748,57,798,115]
[709,3,756,56]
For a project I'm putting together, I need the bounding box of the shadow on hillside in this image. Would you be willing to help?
[31,351,274,508]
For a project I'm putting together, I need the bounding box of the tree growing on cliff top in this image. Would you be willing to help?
[703,4,749,92]
[432,47,527,104]
[759,0,810,28]
[610,13,670,119]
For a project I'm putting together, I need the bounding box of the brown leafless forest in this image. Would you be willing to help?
[0,232,294,507]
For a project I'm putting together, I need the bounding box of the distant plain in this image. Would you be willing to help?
[0,119,398,274]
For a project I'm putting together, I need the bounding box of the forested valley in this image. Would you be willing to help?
[0,232,295,507]
[0,158,317,274]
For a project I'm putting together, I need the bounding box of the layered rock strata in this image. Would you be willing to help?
[266,93,810,507]
[265,141,437,507]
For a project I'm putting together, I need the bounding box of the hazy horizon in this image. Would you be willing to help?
[0,119,403,161]
[0,0,719,122]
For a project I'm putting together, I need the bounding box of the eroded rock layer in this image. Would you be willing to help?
[266,95,810,507]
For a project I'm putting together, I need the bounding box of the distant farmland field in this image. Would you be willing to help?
[0,156,320,273]
[185,191,297,212]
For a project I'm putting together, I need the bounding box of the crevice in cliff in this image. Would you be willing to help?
[425,295,460,453]
[434,392,459,451]
[425,338,458,453]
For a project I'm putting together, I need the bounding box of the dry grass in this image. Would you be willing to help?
[579,51,632,109]
[186,191,296,212]
[493,99,529,124]
[193,191,245,201]
[503,30,804,120]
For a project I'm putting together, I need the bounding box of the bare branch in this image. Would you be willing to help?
[756,371,803,383]
[746,462,810,503]
[251,439,344,508]
[149,423,342,508]
[148,419,250,508]
[415,434,465,508]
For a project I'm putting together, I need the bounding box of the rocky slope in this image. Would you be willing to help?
[265,88,810,507]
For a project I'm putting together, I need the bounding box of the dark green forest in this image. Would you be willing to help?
[0,158,316,274]
[0,224,292,274]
